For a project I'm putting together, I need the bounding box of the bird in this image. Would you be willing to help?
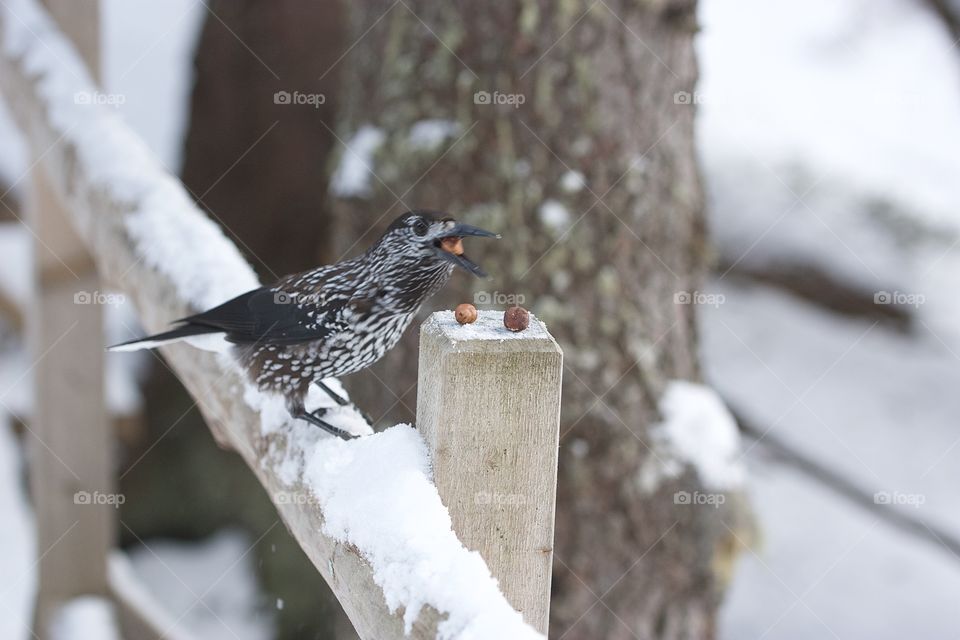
[110,210,498,439]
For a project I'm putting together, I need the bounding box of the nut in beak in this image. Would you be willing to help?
[440,236,465,256]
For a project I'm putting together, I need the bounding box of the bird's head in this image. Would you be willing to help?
[376,210,499,277]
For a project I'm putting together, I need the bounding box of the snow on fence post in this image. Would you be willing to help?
[26,1,115,636]
[417,311,562,634]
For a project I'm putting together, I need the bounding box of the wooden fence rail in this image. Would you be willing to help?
[0,0,561,638]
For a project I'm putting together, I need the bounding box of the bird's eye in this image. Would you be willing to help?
[413,220,429,236]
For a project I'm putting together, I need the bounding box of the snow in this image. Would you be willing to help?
[704,161,914,290]
[423,309,550,343]
[0,417,268,640]
[702,280,960,536]
[247,375,541,638]
[49,597,120,640]
[108,554,196,640]
[698,0,960,636]
[303,425,542,640]
[641,380,745,492]
[719,459,960,639]
[245,378,372,440]
[123,529,274,640]
[698,0,960,298]
[103,0,205,172]
[330,125,386,198]
[559,170,585,193]
[0,416,34,640]
[408,119,461,151]
[0,98,25,192]
[538,199,571,233]
[698,0,960,231]
[0,344,32,418]
[0,223,30,306]
[126,189,258,311]
[0,0,201,189]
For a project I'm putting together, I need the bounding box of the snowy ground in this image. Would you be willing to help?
[698,0,960,637]
[0,416,35,640]
[122,530,274,640]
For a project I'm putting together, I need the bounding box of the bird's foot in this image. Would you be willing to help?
[313,380,349,406]
[294,407,357,440]
[313,380,376,427]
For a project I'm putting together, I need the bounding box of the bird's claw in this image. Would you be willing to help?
[313,380,376,427]
[294,407,357,440]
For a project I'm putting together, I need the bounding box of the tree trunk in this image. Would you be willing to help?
[329,1,749,638]
[180,0,343,277]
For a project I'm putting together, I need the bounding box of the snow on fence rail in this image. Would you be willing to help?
[0,0,560,638]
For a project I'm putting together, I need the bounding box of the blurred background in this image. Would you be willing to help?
[1,0,958,638]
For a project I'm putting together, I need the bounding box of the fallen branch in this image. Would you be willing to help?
[733,405,960,563]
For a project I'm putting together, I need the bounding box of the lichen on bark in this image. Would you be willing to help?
[330,1,750,637]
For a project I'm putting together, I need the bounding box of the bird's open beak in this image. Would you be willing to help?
[433,222,500,277]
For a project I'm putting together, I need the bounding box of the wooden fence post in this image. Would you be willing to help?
[416,311,562,634]
[27,1,113,636]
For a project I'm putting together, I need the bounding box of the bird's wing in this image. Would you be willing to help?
[178,275,364,346]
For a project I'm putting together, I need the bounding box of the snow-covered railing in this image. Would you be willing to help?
[0,0,561,638]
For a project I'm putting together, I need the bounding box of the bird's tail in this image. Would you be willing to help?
[108,323,223,352]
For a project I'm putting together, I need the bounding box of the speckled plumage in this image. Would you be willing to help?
[237,231,455,410]
[111,211,497,438]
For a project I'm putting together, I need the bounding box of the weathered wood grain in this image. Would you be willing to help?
[28,3,114,637]
[417,312,562,634]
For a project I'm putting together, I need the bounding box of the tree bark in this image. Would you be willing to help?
[329,1,749,638]
[180,0,343,277]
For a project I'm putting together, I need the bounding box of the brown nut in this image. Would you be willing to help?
[440,236,465,256]
[503,305,529,332]
[455,303,478,324]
